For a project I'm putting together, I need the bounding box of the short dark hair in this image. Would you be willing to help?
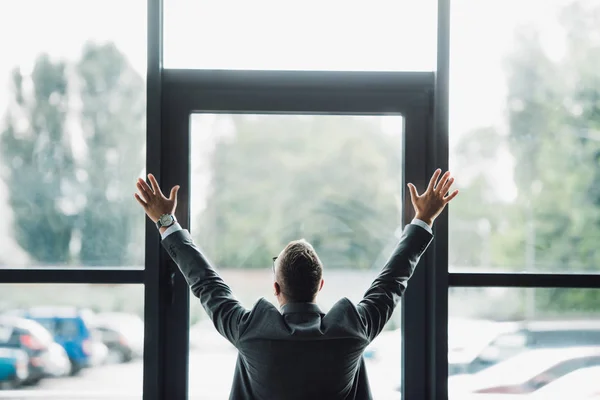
[276,239,323,302]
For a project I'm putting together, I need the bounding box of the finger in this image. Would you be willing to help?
[407,183,419,202]
[136,182,150,202]
[134,193,148,208]
[444,189,460,203]
[137,177,154,195]
[169,185,180,201]
[147,174,164,197]
[435,171,451,192]
[440,176,455,195]
[426,169,442,192]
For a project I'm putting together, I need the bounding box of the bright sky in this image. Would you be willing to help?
[0,0,576,261]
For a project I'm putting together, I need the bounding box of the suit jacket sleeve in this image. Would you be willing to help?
[357,224,433,342]
[161,229,249,345]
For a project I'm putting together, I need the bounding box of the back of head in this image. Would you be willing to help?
[277,239,323,302]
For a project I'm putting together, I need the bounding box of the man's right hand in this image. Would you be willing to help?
[407,169,459,227]
[134,174,180,224]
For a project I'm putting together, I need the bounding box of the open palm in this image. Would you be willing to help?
[134,174,180,223]
[407,169,459,225]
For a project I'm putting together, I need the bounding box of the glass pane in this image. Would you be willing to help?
[448,287,600,399]
[0,0,147,269]
[164,0,437,71]
[188,114,404,399]
[0,284,143,398]
[449,0,600,274]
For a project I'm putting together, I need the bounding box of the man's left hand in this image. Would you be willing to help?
[134,174,180,223]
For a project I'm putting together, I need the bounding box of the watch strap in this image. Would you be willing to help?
[156,214,177,229]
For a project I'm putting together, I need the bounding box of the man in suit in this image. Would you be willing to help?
[134,169,458,400]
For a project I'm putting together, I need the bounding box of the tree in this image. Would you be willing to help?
[506,3,600,313]
[0,42,145,268]
[450,1,600,315]
[0,55,75,265]
[76,42,146,266]
[194,115,403,270]
[449,126,515,269]
[450,1,600,314]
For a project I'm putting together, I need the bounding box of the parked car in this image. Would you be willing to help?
[0,315,54,384]
[449,346,600,395]
[93,312,144,363]
[452,319,600,375]
[529,366,600,399]
[6,307,104,375]
[448,318,512,375]
[0,347,28,389]
[40,342,71,377]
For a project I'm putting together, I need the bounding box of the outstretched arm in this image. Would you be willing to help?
[357,169,459,342]
[134,174,249,345]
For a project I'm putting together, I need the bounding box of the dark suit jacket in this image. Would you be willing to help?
[162,224,433,400]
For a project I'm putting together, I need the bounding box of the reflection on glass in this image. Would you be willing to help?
[0,0,147,269]
[449,0,600,274]
[448,288,600,399]
[188,114,404,399]
[0,284,143,398]
[164,0,436,71]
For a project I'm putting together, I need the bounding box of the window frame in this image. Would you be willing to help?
[159,67,436,399]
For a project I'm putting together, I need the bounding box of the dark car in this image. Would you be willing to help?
[0,316,54,385]
[93,312,144,363]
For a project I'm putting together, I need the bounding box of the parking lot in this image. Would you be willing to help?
[6,350,400,400]
[1,286,599,399]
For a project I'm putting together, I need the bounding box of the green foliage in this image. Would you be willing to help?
[76,42,145,266]
[1,0,598,317]
[452,1,600,313]
[194,115,402,270]
[0,42,145,267]
[504,5,600,277]
[0,55,75,265]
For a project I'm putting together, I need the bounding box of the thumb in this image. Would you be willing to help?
[169,185,180,200]
[407,183,418,202]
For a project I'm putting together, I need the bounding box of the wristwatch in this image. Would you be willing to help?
[156,214,177,229]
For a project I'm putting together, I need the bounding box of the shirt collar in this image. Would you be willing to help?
[280,302,324,316]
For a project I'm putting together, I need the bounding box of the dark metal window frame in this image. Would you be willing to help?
[1,1,598,400]
[159,68,436,400]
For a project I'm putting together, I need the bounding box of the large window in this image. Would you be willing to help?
[187,114,404,399]
[0,0,147,269]
[449,0,600,275]
[447,0,600,398]
[13,0,600,399]
[0,1,147,398]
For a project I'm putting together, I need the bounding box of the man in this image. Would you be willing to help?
[134,169,458,400]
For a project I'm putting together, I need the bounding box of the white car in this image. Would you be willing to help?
[88,340,109,367]
[41,342,70,377]
[448,318,521,375]
[529,366,600,399]
[449,346,600,396]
